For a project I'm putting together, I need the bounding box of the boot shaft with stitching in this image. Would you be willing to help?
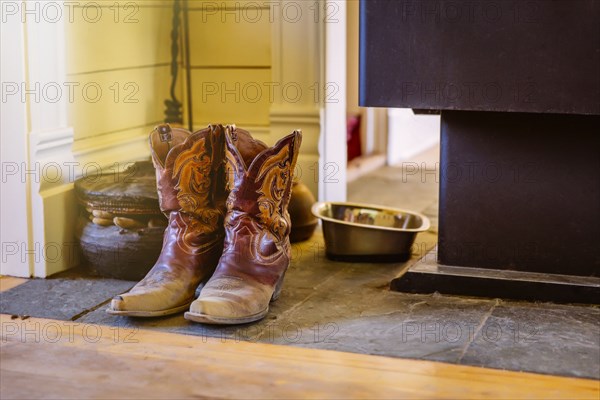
[185,125,302,324]
[107,124,228,316]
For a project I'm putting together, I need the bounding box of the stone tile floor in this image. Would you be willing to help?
[2,160,598,380]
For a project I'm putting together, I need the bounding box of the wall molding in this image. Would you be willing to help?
[30,127,76,190]
[72,127,151,173]
[270,107,321,126]
[27,126,78,277]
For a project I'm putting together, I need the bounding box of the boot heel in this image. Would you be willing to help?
[271,272,286,302]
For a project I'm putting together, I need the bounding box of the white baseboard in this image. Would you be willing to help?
[25,127,78,277]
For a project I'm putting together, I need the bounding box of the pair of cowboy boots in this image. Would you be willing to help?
[106,124,302,324]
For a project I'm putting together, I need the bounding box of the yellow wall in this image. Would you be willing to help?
[66,1,318,193]
[66,1,176,159]
[185,1,319,198]
[186,1,272,139]
[66,1,277,156]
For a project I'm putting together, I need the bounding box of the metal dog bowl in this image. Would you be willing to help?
[311,202,430,262]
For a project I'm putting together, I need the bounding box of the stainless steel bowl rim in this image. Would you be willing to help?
[311,201,431,233]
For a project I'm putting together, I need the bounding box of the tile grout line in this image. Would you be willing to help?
[457,298,501,363]
[70,284,135,321]
[359,300,428,319]
[70,298,113,322]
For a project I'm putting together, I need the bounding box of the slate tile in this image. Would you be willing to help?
[257,273,496,365]
[0,278,135,321]
[461,302,600,379]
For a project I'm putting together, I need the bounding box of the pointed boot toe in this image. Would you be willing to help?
[106,287,194,317]
[185,296,269,325]
[188,296,238,317]
[185,276,274,324]
[109,295,126,311]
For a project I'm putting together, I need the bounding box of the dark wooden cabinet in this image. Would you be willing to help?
[360,0,599,115]
[360,0,600,303]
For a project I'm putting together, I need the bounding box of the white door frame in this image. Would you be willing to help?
[318,0,347,202]
[1,1,77,277]
[1,7,31,277]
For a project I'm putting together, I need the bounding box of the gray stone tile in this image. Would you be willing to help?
[283,232,344,291]
[78,307,237,341]
[256,265,496,364]
[460,302,600,379]
[0,277,135,321]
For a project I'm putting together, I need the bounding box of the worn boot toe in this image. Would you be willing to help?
[107,285,194,317]
[185,276,273,324]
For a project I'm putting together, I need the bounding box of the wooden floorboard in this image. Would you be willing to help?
[0,277,28,293]
[1,314,598,399]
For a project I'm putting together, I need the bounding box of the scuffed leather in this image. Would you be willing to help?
[110,124,227,314]
[189,127,302,319]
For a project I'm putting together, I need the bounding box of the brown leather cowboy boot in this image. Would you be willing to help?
[107,124,227,317]
[185,125,302,324]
